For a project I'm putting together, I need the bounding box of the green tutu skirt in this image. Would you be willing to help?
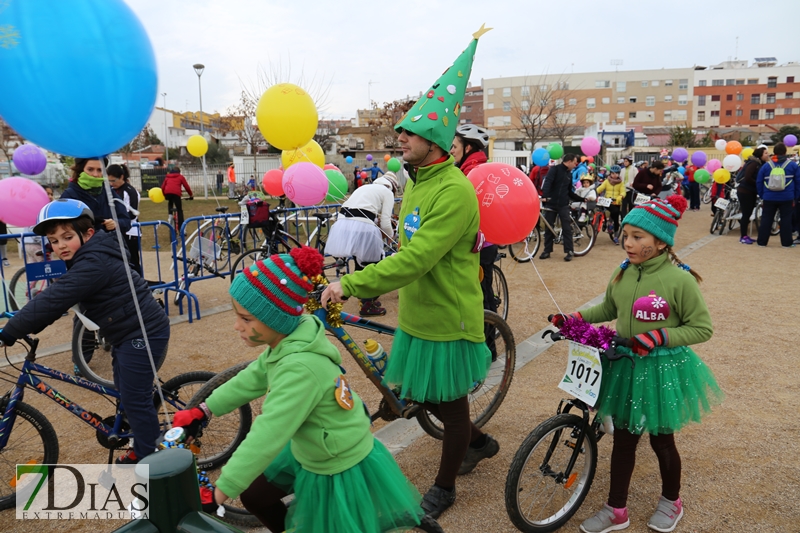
[382,328,492,403]
[597,345,723,436]
[265,439,423,532]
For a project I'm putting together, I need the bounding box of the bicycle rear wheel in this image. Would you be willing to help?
[491,264,509,321]
[0,401,60,511]
[702,185,712,204]
[509,227,542,263]
[8,267,49,311]
[571,220,596,257]
[505,414,597,532]
[72,319,114,388]
[417,311,515,440]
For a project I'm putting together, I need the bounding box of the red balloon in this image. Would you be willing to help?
[467,162,540,245]
[262,168,284,196]
[360,171,368,179]
[587,156,594,163]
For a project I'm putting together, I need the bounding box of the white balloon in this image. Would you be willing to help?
[715,139,728,151]
[723,154,742,172]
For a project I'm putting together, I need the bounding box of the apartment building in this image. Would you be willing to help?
[460,85,484,126]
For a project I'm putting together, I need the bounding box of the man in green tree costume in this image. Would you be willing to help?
[322,25,497,519]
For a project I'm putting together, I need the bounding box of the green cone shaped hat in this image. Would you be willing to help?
[395,24,491,151]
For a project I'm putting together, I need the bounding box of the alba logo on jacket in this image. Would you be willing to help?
[632,291,671,322]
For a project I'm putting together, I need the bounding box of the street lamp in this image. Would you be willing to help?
[161,93,168,163]
[193,63,209,199]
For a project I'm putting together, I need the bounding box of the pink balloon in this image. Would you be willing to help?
[706,159,722,174]
[580,137,601,157]
[0,177,50,226]
[282,162,328,206]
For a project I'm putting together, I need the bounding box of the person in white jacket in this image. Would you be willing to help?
[571,175,597,223]
[619,156,638,217]
[325,172,399,316]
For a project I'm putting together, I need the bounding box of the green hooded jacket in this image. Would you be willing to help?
[580,252,713,346]
[205,315,373,499]
[340,156,484,342]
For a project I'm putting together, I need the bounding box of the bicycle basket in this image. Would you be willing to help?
[189,236,220,262]
[246,199,271,227]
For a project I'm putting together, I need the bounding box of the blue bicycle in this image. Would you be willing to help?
[0,316,251,510]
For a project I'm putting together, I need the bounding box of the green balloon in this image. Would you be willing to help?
[694,169,711,184]
[324,170,348,202]
[387,157,402,172]
[547,143,564,160]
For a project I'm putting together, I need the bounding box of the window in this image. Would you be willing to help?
[785,108,793,115]
[787,92,794,99]
[486,102,494,109]
[616,81,627,92]
[629,97,637,103]
[595,80,610,88]
[736,109,743,116]
[674,110,687,120]
[629,112,637,119]
[665,80,674,86]
[788,76,795,83]
[586,113,595,122]
[521,86,530,96]
[557,82,569,90]
[765,109,775,119]
[726,94,733,101]
[521,100,530,110]
[725,110,732,116]
[679,79,688,90]
[568,98,577,106]
[726,79,735,86]
[487,116,501,126]
[736,79,745,85]
[697,111,706,121]
[698,80,706,87]
[751,94,761,104]
[652,80,660,87]
[767,77,777,88]
[737,93,744,101]
[503,101,511,111]
[641,81,649,87]
[664,111,672,120]
[679,95,688,105]
[502,87,511,97]
[698,95,706,105]
[617,97,625,104]
[710,110,720,117]
[487,88,494,95]
[646,96,655,106]
[540,84,548,91]
[556,113,577,124]
[503,116,512,126]
[747,79,758,85]
[600,112,610,122]
[555,99,564,109]
[712,79,724,86]
[463,105,472,113]
[616,111,625,119]
[711,95,720,102]
[766,93,776,104]
[750,109,759,120]
[586,98,596,108]
[665,95,673,102]
[602,97,610,104]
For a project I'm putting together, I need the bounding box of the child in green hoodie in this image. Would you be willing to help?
[552,195,723,533]
[172,247,423,532]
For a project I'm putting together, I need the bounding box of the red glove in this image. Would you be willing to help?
[173,404,210,439]
[631,329,668,357]
[550,312,582,328]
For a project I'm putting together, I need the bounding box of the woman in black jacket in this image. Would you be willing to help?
[60,157,131,234]
[736,147,769,244]
[631,160,664,200]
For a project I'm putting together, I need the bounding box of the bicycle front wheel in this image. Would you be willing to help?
[230,248,271,283]
[509,227,541,263]
[702,185,712,204]
[0,401,60,511]
[491,264,509,321]
[571,220,596,257]
[710,211,723,234]
[417,311,515,439]
[505,414,597,533]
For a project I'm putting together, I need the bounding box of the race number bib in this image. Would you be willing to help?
[240,204,250,225]
[634,193,651,205]
[714,198,729,210]
[558,341,603,407]
[596,196,612,208]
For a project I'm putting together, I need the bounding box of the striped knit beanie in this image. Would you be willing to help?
[229,247,324,334]
[621,195,688,247]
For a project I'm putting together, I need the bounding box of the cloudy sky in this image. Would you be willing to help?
[127,0,796,119]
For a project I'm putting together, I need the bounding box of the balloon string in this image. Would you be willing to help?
[526,247,565,317]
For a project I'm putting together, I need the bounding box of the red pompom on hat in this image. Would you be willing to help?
[665,194,688,218]
[290,246,324,278]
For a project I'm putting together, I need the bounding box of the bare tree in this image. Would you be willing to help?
[511,74,580,154]
[0,118,22,166]
[119,125,161,159]
[366,99,416,150]
[221,93,263,175]
[549,88,581,146]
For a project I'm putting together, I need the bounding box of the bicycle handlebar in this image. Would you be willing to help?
[542,328,633,363]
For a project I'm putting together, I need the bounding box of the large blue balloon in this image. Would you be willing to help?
[532,147,550,167]
[0,0,157,157]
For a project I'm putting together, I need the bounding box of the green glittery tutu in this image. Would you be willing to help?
[382,328,492,403]
[265,440,423,532]
[596,345,723,436]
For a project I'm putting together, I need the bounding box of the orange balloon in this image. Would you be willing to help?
[383,154,391,162]
[725,141,742,155]
[581,156,587,162]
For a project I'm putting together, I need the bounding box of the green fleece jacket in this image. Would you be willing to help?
[340,156,484,342]
[205,315,372,499]
[580,253,713,346]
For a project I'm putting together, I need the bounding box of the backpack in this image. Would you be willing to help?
[734,160,755,185]
[765,160,790,191]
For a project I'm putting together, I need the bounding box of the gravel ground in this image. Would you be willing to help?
[1,207,797,532]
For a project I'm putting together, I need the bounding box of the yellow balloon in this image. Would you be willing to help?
[148,187,165,203]
[256,83,318,151]
[713,168,731,184]
[187,135,208,157]
[281,140,325,170]
[741,147,754,161]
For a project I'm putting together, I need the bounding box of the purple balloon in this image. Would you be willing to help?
[12,144,47,175]
[366,154,373,161]
[672,147,688,163]
[784,134,798,147]
[691,151,707,167]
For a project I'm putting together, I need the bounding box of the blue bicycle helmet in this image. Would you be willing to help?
[33,199,95,236]
[609,165,622,173]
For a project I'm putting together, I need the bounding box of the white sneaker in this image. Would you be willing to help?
[578,214,587,223]
[2,259,9,268]
[580,504,630,533]
[647,496,683,532]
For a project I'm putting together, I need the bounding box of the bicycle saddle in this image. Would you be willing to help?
[313,212,333,220]
[215,206,230,213]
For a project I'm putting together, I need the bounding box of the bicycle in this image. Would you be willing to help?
[504,328,633,532]
[486,251,509,321]
[710,184,737,236]
[184,280,517,527]
[589,197,622,244]
[0,326,251,511]
[7,266,51,311]
[510,203,596,262]
[228,208,303,282]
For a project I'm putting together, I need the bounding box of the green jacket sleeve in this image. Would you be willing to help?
[664,277,713,347]
[205,357,269,416]
[579,271,620,324]
[214,361,324,499]
[340,183,473,298]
